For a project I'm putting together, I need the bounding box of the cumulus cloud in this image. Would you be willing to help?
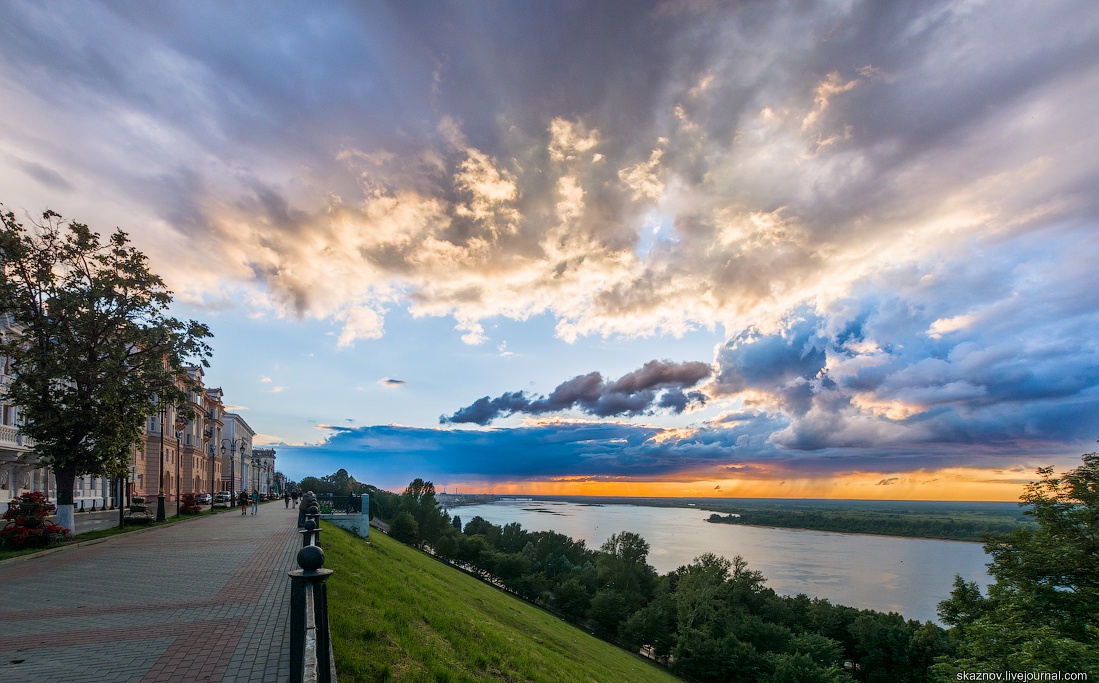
[442,359,712,424]
[3,1,1094,349]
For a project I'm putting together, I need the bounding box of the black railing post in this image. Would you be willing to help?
[288,544,335,683]
[300,519,322,548]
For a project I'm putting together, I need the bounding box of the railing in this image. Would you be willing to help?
[313,495,363,515]
[0,423,32,447]
[289,501,336,683]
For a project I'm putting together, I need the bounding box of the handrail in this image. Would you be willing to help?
[289,503,336,683]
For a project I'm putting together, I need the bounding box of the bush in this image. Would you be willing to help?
[0,491,70,548]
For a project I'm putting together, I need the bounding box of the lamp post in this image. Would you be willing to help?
[175,414,186,517]
[156,404,166,522]
[221,436,247,504]
[205,418,215,496]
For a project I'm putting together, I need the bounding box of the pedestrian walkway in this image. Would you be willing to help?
[0,501,301,683]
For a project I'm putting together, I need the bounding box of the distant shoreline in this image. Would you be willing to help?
[442,494,1031,543]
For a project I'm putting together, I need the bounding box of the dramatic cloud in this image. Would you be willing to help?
[4,1,1095,347]
[2,1,1098,495]
[443,359,711,424]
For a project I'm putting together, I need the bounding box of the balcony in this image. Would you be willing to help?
[0,424,32,448]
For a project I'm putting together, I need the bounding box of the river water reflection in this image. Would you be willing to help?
[452,499,991,623]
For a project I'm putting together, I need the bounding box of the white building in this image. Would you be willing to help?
[250,447,277,496]
[222,412,254,498]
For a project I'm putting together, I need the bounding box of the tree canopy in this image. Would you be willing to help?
[0,206,212,524]
[935,451,1099,675]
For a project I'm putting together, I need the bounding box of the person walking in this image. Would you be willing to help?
[250,489,259,515]
[238,490,248,515]
[284,490,291,508]
[291,489,299,508]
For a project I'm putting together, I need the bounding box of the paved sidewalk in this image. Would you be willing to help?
[0,502,301,683]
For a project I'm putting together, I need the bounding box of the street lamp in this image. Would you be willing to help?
[157,404,166,522]
[221,436,247,503]
[204,417,215,497]
[175,414,186,517]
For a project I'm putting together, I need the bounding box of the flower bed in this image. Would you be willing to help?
[1,491,70,548]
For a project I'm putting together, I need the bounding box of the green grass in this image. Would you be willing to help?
[324,524,681,683]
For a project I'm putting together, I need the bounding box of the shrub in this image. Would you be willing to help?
[0,491,70,548]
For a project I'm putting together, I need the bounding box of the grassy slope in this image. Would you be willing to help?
[324,524,680,683]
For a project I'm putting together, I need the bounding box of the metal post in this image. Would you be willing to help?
[156,405,166,522]
[288,545,334,683]
[175,429,182,517]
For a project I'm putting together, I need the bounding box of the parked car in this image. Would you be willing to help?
[197,493,212,505]
[212,491,232,508]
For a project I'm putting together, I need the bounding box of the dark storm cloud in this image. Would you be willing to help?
[279,416,1075,492]
[442,360,711,424]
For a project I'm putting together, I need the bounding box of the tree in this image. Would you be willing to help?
[389,511,419,544]
[935,452,1099,675]
[321,468,360,496]
[0,207,212,533]
[552,575,592,622]
[597,530,657,611]
[398,478,446,546]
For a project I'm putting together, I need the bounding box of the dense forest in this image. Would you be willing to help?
[313,453,1099,681]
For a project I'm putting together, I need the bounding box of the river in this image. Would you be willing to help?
[450,499,991,623]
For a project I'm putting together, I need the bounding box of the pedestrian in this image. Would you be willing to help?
[250,489,259,515]
[238,490,248,515]
[284,490,291,508]
[291,489,299,508]
[296,490,316,528]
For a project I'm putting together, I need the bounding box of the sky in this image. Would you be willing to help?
[2,1,1098,501]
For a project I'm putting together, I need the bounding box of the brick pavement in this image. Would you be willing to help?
[0,501,302,683]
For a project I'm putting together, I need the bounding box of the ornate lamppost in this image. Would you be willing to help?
[175,414,186,517]
[221,436,247,503]
[156,404,167,522]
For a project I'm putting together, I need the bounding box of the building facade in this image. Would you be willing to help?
[250,447,277,496]
[222,412,255,499]
[0,335,263,509]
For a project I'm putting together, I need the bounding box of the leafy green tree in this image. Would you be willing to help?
[552,575,591,622]
[398,478,446,546]
[297,476,332,495]
[321,468,361,496]
[848,612,918,683]
[365,484,399,520]
[597,530,657,612]
[490,551,531,590]
[620,578,678,657]
[389,511,419,545]
[765,652,850,683]
[0,207,211,533]
[588,588,628,637]
[935,452,1099,676]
